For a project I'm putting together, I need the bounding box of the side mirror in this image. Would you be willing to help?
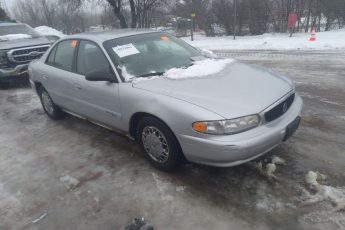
[85,70,116,83]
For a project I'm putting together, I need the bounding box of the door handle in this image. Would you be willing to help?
[42,75,49,80]
[73,84,82,90]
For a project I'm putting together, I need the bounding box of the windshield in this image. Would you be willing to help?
[0,24,41,38]
[103,32,201,80]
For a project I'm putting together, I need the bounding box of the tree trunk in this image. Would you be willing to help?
[129,0,137,28]
[325,16,330,31]
[107,0,128,28]
[305,0,312,32]
[114,10,128,28]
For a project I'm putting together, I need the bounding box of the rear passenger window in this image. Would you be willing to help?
[52,40,78,71]
[76,40,112,76]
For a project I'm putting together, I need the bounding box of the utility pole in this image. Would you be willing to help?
[233,0,237,40]
[190,0,194,41]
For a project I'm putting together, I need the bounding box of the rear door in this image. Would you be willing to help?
[40,39,80,111]
[73,40,122,128]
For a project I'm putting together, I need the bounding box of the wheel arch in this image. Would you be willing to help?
[129,112,187,162]
[129,112,172,140]
[33,81,43,95]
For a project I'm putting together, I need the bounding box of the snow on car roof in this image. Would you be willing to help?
[66,29,160,43]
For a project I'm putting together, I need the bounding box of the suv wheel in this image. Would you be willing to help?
[39,87,64,120]
[136,117,183,171]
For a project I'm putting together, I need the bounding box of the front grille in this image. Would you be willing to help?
[264,93,295,122]
[7,45,50,64]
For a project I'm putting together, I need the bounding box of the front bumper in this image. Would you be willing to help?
[178,94,303,167]
[0,64,29,81]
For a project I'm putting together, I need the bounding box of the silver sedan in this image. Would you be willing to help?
[28,30,303,171]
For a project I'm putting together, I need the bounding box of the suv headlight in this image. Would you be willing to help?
[0,51,9,65]
[192,115,260,135]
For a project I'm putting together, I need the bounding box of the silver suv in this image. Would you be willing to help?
[0,21,56,87]
[29,30,303,171]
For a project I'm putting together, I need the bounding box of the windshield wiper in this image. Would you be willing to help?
[137,72,165,78]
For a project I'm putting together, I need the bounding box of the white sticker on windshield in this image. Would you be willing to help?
[112,43,140,58]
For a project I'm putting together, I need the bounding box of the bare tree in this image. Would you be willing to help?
[13,0,84,33]
[105,0,128,28]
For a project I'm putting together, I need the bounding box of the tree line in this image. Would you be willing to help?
[8,0,345,36]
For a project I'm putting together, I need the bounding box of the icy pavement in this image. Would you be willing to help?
[0,51,345,229]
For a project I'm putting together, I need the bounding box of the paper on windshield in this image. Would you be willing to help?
[112,43,140,58]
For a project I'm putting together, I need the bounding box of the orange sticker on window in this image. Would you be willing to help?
[160,36,170,41]
[71,40,78,47]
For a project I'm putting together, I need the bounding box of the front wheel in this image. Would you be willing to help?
[39,87,64,120]
[136,117,183,171]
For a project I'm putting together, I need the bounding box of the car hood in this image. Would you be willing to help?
[0,36,51,50]
[132,61,293,119]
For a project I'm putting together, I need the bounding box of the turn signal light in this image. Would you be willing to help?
[192,122,207,132]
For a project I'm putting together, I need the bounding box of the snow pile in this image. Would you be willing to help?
[164,58,233,80]
[0,34,32,41]
[299,171,345,227]
[121,66,136,82]
[0,182,23,222]
[252,155,287,180]
[35,26,65,38]
[301,171,345,210]
[255,194,284,213]
[60,174,80,190]
[183,29,345,50]
[176,186,186,193]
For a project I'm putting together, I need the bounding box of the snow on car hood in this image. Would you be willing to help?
[124,58,233,82]
[0,34,32,41]
[0,36,51,50]
[133,60,294,119]
[163,58,233,79]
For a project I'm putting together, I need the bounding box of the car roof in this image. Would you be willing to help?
[66,29,162,43]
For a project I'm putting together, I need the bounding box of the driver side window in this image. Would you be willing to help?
[76,40,112,77]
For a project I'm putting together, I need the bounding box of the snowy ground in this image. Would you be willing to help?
[1,51,345,229]
[182,29,345,51]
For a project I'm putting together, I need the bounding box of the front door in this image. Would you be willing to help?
[73,40,122,128]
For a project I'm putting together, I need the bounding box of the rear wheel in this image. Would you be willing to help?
[136,117,183,171]
[39,87,64,120]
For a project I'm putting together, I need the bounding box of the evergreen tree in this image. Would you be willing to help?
[0,7,9,20]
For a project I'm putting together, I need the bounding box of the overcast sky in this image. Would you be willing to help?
[3,0,16,15]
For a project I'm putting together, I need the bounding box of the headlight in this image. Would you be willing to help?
[192,115,260,135]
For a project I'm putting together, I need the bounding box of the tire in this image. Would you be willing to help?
[0,81,10,89]
[38,87,64,120]
[136,116,183,171]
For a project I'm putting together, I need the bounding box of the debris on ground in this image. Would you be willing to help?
[124,217,154,230]
[59,174,80,190]
[32,212,47,224]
